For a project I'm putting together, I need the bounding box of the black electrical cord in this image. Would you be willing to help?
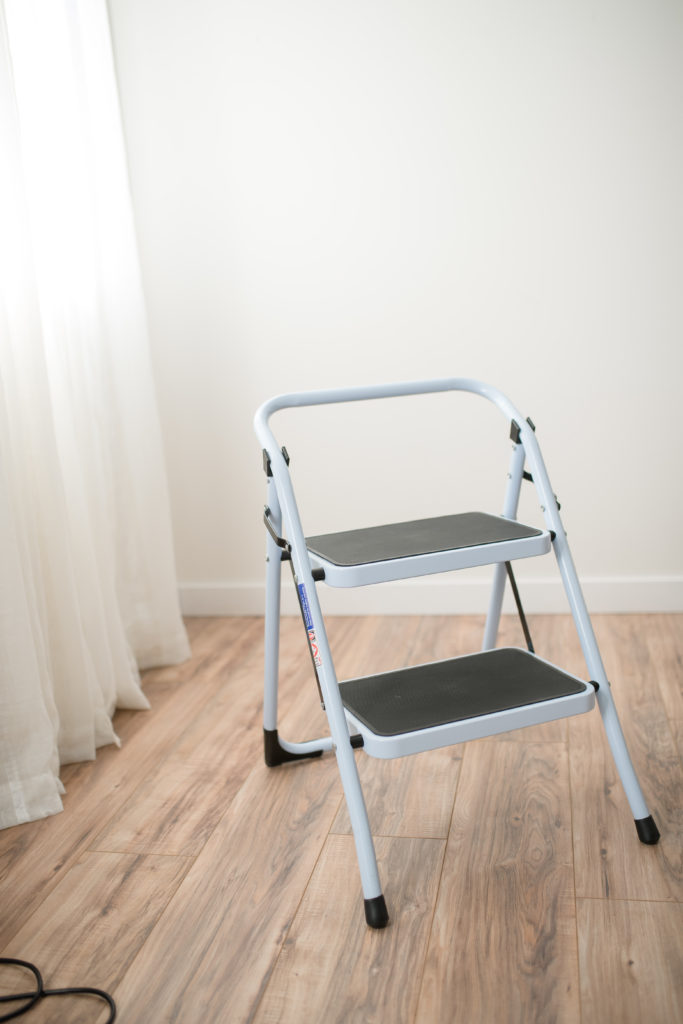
[0,958,116,1022]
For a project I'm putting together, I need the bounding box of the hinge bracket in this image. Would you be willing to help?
[262,446,291,478]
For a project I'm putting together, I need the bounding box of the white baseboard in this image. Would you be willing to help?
[179,576,683,616]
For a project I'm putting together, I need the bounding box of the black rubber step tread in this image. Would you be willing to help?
[339,648,588,737]
[306,512,543,568]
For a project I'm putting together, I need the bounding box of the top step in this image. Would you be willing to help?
[306,512,551,587]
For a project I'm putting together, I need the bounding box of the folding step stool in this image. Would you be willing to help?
[254,378,660,929]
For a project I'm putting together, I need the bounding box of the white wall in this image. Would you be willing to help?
[107,0,683,614]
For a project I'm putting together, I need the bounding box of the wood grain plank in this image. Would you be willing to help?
[109,756,343,1023]
[0,618,264,946]
[646,614,683,721]
[89,624,269,855]
[330,747,461,838]
[410,613,487,666]
[672,720,683,765]
[570,615,683,901]
[528,614,587,679]
[0,851,191,1024]
[578,898,683,1024]
[88,757,249,857]
[329,615,426,679]
[253,834,445,1024]
[416,741,579,1024]
[2,614,681,1024]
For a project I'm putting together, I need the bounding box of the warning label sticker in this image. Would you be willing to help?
[298,583,322,667]
[298,584,314,630]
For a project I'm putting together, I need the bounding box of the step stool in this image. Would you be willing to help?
[254,378,660,929]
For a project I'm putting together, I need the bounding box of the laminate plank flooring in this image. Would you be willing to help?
[330,746,462,839]
[570,616,683,901]
[253,834,445,1024]
[1,852,192,1024]
[648,614,683,721]
[109,755,343,1023]
[577,897,683,1024]
[0,616,257,947]
[673,719,683,763]
[415,740,579,1024]
[1,614,681,1024]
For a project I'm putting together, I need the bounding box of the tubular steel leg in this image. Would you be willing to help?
[510,421,659,844]
[335,738,389,927]
[483,441,527,650]
[483,561,507,651]
[263,484,282,735]
[260,506,367,918]
[262,483,328,766]
[285,535,388,926]
[550,515,659,841]
[305,593,388,923]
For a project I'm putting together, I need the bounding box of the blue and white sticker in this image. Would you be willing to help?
[298,583,322,667]
[298,583,314,630]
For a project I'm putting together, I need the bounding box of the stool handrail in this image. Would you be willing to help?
[254,376,518,428]
[254,376,558,535]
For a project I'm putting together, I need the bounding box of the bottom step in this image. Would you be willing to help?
[340,647,595,759]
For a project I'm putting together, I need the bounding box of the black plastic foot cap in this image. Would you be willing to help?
[635,815,661,845]
[263,729,324,768]
[364,894,389,929]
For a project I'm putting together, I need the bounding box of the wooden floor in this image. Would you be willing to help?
[1,614,682,1023]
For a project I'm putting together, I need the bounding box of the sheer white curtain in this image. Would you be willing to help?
[0,0,190,829]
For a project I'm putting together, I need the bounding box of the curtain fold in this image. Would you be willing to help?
[0,0,190,829]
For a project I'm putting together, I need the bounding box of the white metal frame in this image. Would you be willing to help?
[254,377,657,926]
